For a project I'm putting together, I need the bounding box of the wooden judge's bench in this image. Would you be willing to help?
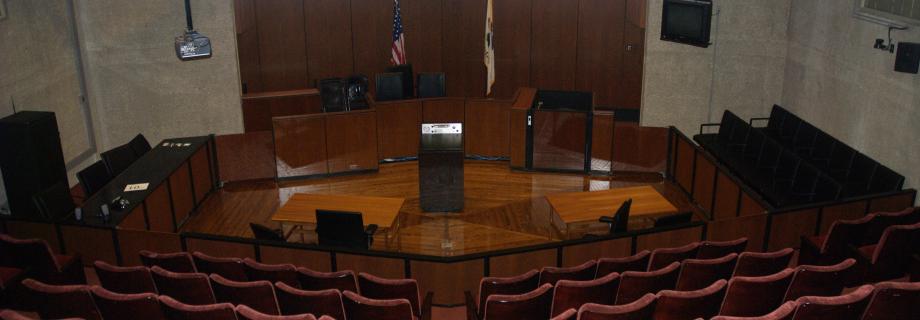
[249,87,616,180]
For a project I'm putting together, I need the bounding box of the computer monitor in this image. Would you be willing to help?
[315,210,368,248]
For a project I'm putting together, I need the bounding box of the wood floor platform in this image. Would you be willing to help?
[182,160,702,257]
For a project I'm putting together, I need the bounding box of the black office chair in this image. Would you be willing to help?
[600,198,632,233]
[249,223,286,242]
[33,181,76,221]
[100,144,137,176]
[318,78,348,113]
[417,73,446,98]
[346,74,370,110]
[315,210,378,249]
[77,160,113,198]
[375,73,405,101]
[385,64,414,98]
[654,212,694,227]
[128,134,152,157]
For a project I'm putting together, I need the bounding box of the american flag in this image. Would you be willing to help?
[390,0,406,65]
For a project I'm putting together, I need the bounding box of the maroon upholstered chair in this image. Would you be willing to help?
[0,309,58,320]
[21,278,101,320]
[860,281,920,320]
[852,222,920,282]
[550,308,576,320]
[358,272,432,320]
[235,304,316,320]
[539,260,597,285]
[791,284,874,320]
[483,283,554,320]
[465,269,539,320]
[158,295,237,320]
[697,238,748,259]
[296,268,357,292]
[90,286,165,320]
[93,260,157,294]
[342,290,415,320]
[719,268,795,317]
[799,214,875,266]
[242,258,300,288]
[0,267,24,307]
[139,250,197,273]
[676,253,737,291]
[615,261,680,305]
[912,253,920,282]
[210,274,280,315]
[596,251,651,278]
[577,293,657,320]
[0,234,85,284]
[647,242,700,271]
[549,272,620,317]
[711,301,796,320]
[193,251,248,281]
[733,248,794,277]
[150,266,216,305]
[653,279,727,320]
[862,207,918,245]
[275,282,346,320]
[784,259,856,301]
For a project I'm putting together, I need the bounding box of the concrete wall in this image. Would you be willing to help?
[641,0,791,135]
[75,0,243,152]
[783,0,920,191]
[0,0,91,210]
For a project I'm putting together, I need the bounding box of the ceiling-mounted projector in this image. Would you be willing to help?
[175,0,211,61]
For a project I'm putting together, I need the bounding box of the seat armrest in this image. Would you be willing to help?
[699,123,721,135]
[464,290,479,320]
[421,291,434,320]
[750,117,770,127]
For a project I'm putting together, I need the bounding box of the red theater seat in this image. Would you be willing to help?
[193,251,248,281]
[799,214,874,266]
[712,301,796,320]
[860,281,920,320]
[465,269,540,320]
[482,283,554,320]
[615,261,680,305]
[577,293,657,320]
[697,238,748,259]
[235,304,317,320]
[791,285,873,320]
[0,234,85,285]
[150,266,216,305]
[852,222,920,282]
[733,248,793,277]
[719,268,794,317]
[275,282,345,320]
[539,260,597,285]
[784,258,856,301]
[139,250,197,273]
[675,253,737,291]
[342,290,415,320]
[210,274,280,315]
[549,272,620,317]
[296,268,357,292]
[648,242,700,271]
[358,272,431,320]
[158,295,236,320]
[90,286,165,320]
[93,260,157,294]
[242,258,300,288]
[596,250,651,278]
[653,279,727,320]
[21,278,101,320]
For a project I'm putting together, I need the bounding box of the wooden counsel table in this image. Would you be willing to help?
[271,193,405,228]
[546,186,679,223]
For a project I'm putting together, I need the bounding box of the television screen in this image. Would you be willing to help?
[661,0,712,47]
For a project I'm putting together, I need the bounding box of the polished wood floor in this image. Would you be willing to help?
[182,160,702,257]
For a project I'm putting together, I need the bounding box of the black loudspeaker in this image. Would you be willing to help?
[375,73,405,101]
[385,64,414,98]
[895,42,920,74]
[318,78,348,112]
[417,72,446,98]
[0,111,69,219]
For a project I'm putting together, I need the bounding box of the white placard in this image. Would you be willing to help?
[124,183,149,192]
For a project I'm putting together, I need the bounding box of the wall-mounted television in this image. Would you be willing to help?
[661,0,712,48]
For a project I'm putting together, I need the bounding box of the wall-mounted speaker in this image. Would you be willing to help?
[895,42,920,74]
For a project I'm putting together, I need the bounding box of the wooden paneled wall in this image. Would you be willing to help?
[233,0,646,109]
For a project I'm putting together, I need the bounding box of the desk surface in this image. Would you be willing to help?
[272,193,405,227]
[546,185,679,223]
[74,136,211,227]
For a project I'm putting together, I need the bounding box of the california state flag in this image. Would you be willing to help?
[484,0,495,96]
